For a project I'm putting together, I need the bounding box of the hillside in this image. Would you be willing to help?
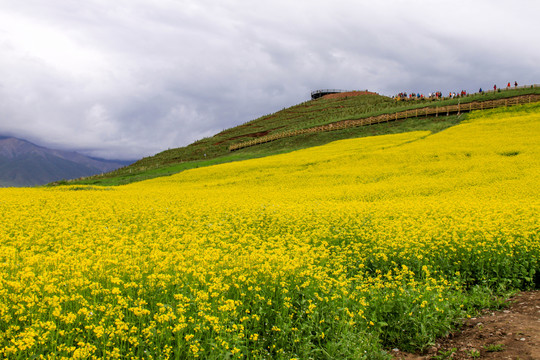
[1,103,539,359]
[69,86,540,186]
[0,136,130,187]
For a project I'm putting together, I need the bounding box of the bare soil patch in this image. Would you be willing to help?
[321,91,378,100]
[393,291,540,360]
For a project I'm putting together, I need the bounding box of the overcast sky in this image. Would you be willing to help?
[0,0,539,160]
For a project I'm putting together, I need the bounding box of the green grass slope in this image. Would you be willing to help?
[68,86,540,186]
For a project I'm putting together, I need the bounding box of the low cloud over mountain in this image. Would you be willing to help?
[0,136,130,187]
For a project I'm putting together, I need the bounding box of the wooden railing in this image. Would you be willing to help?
[229,93,540,152]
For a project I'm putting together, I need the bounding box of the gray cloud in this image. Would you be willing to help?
[0,0,539,160]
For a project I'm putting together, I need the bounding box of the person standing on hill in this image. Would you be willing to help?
[507,82,511,88]
[515,81,518,87]
[494,84,497,91]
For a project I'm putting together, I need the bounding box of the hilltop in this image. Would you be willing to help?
[68,85,540,186]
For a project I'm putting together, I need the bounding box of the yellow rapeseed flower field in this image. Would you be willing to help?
[0,104,539,359]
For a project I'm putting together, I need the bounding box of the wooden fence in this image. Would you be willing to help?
[229,93,540,151]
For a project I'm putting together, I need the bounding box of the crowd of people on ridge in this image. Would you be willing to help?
[394,81,520,101]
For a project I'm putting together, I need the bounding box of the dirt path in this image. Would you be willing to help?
[393,291,540,360]
[321,91,377,99]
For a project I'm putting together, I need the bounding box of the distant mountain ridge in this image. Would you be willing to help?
[0,136,131,187]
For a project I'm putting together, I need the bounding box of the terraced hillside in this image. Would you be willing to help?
[69,86,540,186]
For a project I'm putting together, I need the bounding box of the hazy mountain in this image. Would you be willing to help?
[0,136,132,187]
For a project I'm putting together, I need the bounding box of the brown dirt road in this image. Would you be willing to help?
[393,291,540,360]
